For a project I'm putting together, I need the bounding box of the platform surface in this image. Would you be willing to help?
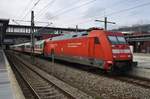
[0,50,13,99]
[133,53,150,69]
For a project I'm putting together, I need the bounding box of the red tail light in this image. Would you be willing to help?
[104,61,113,70]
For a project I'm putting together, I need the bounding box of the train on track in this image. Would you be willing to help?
[10,28,134,73]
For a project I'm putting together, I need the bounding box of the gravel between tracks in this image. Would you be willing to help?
[15,51,150,99]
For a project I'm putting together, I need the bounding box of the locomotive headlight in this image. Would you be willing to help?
[107,61,113,64]
[113,55,117,58]
[112,45,115,48]
[128,55,131,57]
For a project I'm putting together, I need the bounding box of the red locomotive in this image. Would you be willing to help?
[10,28,133,72]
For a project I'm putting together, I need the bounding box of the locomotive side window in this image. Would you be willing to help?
[94,37,100,44]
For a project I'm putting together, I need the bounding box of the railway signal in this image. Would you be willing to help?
[95,17,116,30]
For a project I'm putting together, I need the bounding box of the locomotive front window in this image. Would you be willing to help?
[117,36,126,44]
[108,36,126,44]
[108,36,118,44]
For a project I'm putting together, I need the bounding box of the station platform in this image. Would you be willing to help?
[0,50,25,99]
[128,53,150,79]
[133,53,150,69]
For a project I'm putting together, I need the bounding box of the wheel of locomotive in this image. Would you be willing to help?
[107,66,119,75]
[123,61,133,74]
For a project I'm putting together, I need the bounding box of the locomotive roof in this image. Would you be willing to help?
[51,31,88,41]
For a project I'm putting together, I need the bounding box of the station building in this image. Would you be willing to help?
[113,24,150,53]
[0,19,87,49]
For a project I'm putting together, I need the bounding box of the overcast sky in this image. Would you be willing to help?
[0,0,150,29]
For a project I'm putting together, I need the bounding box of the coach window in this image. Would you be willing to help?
[26,45,30,48]
[94,37,100,44]
[72,35,77,37]
[82,34,88,36]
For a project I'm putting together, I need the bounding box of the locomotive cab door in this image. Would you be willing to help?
[88,37,95,59]
[88,37,103,68]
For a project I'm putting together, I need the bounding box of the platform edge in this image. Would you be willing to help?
[2,50,26,99]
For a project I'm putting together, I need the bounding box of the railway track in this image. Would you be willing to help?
[11,64,36,99]
[39,53,150,90]
[112,75,150,89]
[83,67,150,89]
[39,54,150,90]
[7,51,150,98]
[6,52,93,99]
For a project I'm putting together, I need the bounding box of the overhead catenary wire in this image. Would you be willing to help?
[36,0,97,21]
[10,19,52,26]
[11,19,50,24]
[35,0,140,21]
[49,0,97,20]
[22,0,42,19]
[34,0,139,23]
[107,1,150,17]
[36,0,132,26]
[69,1,150,26]
[17,0,35,18]
[13,0,145,28]
[39,0,139,28]
[58,0,130,24]
[12,19,21,25]
[55,0,141,27]
[71,0,141,24]
[36,0,88,19]
[55,0,141,21]
[34,22,53,35]
[35,0,57,19]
